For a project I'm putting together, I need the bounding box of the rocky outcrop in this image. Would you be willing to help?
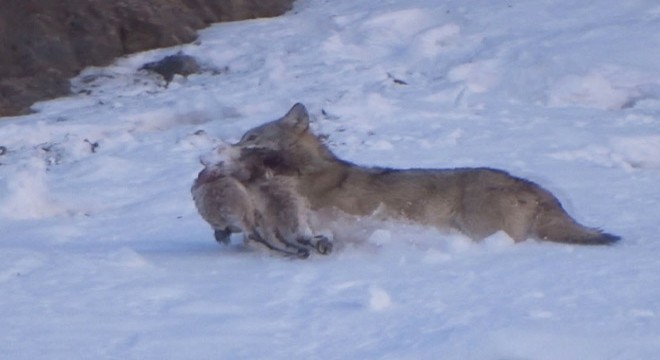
[0,0,295,117]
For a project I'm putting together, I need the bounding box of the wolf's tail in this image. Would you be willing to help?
[532,203,620,245]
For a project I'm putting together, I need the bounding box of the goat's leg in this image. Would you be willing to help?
[297,235,333,255]
[247,230,309,259]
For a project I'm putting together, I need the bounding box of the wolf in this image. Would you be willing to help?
[191,142,333,258]
[234,103,620,245]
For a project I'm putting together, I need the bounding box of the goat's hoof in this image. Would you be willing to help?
[296,248,311,259]
[214,229,231,245]
[315,237,333,255]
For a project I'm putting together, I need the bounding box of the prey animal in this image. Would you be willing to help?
[191,141,333,258]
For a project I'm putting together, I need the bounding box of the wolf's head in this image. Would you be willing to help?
[236,103,310,150]
[235,103,340,174]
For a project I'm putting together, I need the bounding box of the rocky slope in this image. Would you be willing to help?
[0,0,294,117]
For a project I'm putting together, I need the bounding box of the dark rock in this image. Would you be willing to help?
[0,0,295,117]
[140,53,202,85]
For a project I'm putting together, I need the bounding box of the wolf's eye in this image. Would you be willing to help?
[244,134,258,142]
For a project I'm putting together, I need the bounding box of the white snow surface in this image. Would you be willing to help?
[2,0,660,358]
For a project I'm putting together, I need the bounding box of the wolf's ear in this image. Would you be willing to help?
[280,103,309,133]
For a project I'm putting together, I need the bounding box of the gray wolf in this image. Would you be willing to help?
[235,103,620,245]
[191,141,333,258]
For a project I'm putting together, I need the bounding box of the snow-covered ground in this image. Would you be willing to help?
[2,0,660,358]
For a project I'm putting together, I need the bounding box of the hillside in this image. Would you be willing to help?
[0,0,293,116]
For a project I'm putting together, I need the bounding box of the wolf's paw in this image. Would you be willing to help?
[315,236,333,255]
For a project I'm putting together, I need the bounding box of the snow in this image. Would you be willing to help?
[1,0,660,358]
